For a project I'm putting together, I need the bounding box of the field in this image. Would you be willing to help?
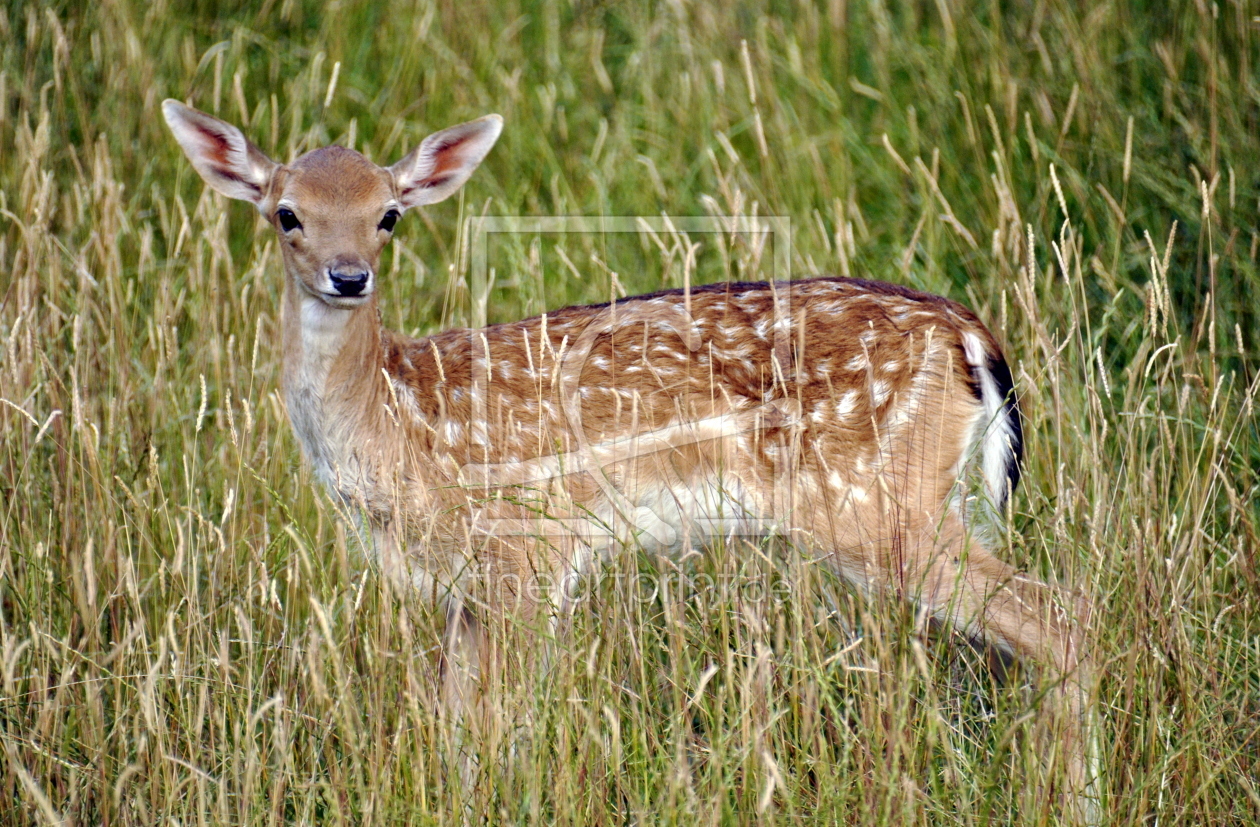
[2,1,1258,823]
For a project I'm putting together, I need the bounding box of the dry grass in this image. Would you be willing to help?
[1,1,1258,824]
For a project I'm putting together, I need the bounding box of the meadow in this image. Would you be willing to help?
[1,0,1258,823]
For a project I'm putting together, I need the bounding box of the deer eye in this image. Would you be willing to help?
[378,209,400,233]
[276,208,302,232]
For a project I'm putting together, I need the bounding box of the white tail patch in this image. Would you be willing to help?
[962,332,1020,509]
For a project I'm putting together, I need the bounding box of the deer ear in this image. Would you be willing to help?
[389,114,502,210]
[162,99,277,207]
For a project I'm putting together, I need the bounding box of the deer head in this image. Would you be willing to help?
[162,100,502,310]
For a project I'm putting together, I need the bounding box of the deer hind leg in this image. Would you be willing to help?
[900,513,1096,820]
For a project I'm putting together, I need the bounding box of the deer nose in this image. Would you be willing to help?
[329,268,371,297]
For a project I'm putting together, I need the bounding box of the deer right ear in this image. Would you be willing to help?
[162,99,277,207]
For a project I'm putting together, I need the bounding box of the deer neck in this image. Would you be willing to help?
[280,270,389,490]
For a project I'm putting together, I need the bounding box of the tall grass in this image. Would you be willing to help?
[2,1,1257,823]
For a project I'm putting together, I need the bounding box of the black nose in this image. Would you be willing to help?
[329,269,370,297]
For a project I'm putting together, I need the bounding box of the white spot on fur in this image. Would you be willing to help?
[390,379,423,420]
[835,391,858,418]
[870,380,891,408]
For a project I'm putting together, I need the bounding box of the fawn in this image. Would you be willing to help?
[163,100,1093,815]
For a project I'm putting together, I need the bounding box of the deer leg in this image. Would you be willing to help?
[441,600,490,717]
[902,514,1097,822]
[439,535,578,740]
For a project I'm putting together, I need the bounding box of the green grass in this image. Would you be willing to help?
[2,0,1258,823]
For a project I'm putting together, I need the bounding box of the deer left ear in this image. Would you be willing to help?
[389,114,502,210]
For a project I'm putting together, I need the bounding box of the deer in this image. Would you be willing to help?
[162,100,1095,817]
